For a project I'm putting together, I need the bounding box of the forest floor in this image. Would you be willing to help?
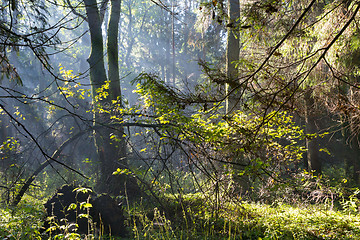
[1,192,360,239]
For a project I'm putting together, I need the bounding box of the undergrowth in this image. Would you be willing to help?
[0,195,44,239]
[128,196,360,239]
[1,192,360,239]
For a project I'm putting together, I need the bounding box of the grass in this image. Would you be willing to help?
[237,202,360,239]
[1,193,360,239]
[127,193,360,240]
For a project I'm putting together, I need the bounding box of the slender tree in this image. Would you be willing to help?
[225,0,240,114]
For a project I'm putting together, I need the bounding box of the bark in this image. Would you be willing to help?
[304,89,321,174]
[226,0,240,83]
[350,139,360,184]
[107,0,121,99]
[84,0,130,195]
[225,0,249,195]
[225,0,240,114]
[102,0,131,195]
[84,0,107,94]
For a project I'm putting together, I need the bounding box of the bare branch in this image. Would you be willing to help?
[66,0,88,22]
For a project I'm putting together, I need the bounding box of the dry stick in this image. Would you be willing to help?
[66,0,88,22]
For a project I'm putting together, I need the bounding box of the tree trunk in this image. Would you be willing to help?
[225,0,240,114]
[107,0,122,99]
[350,139,360,184]
[84,0,107,94]
[225,0,249,195]
[304,89,321,174]
[84,0,130,195]
[104,0,131,195]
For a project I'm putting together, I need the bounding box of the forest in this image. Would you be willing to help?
[1,0,360,239]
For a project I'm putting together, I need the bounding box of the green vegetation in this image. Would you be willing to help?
[2,189,360,239]
[0,196,44,239]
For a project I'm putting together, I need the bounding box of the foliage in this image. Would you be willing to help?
[45,187,94,240]
[132,73,306,194]
[0,196,45,240]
